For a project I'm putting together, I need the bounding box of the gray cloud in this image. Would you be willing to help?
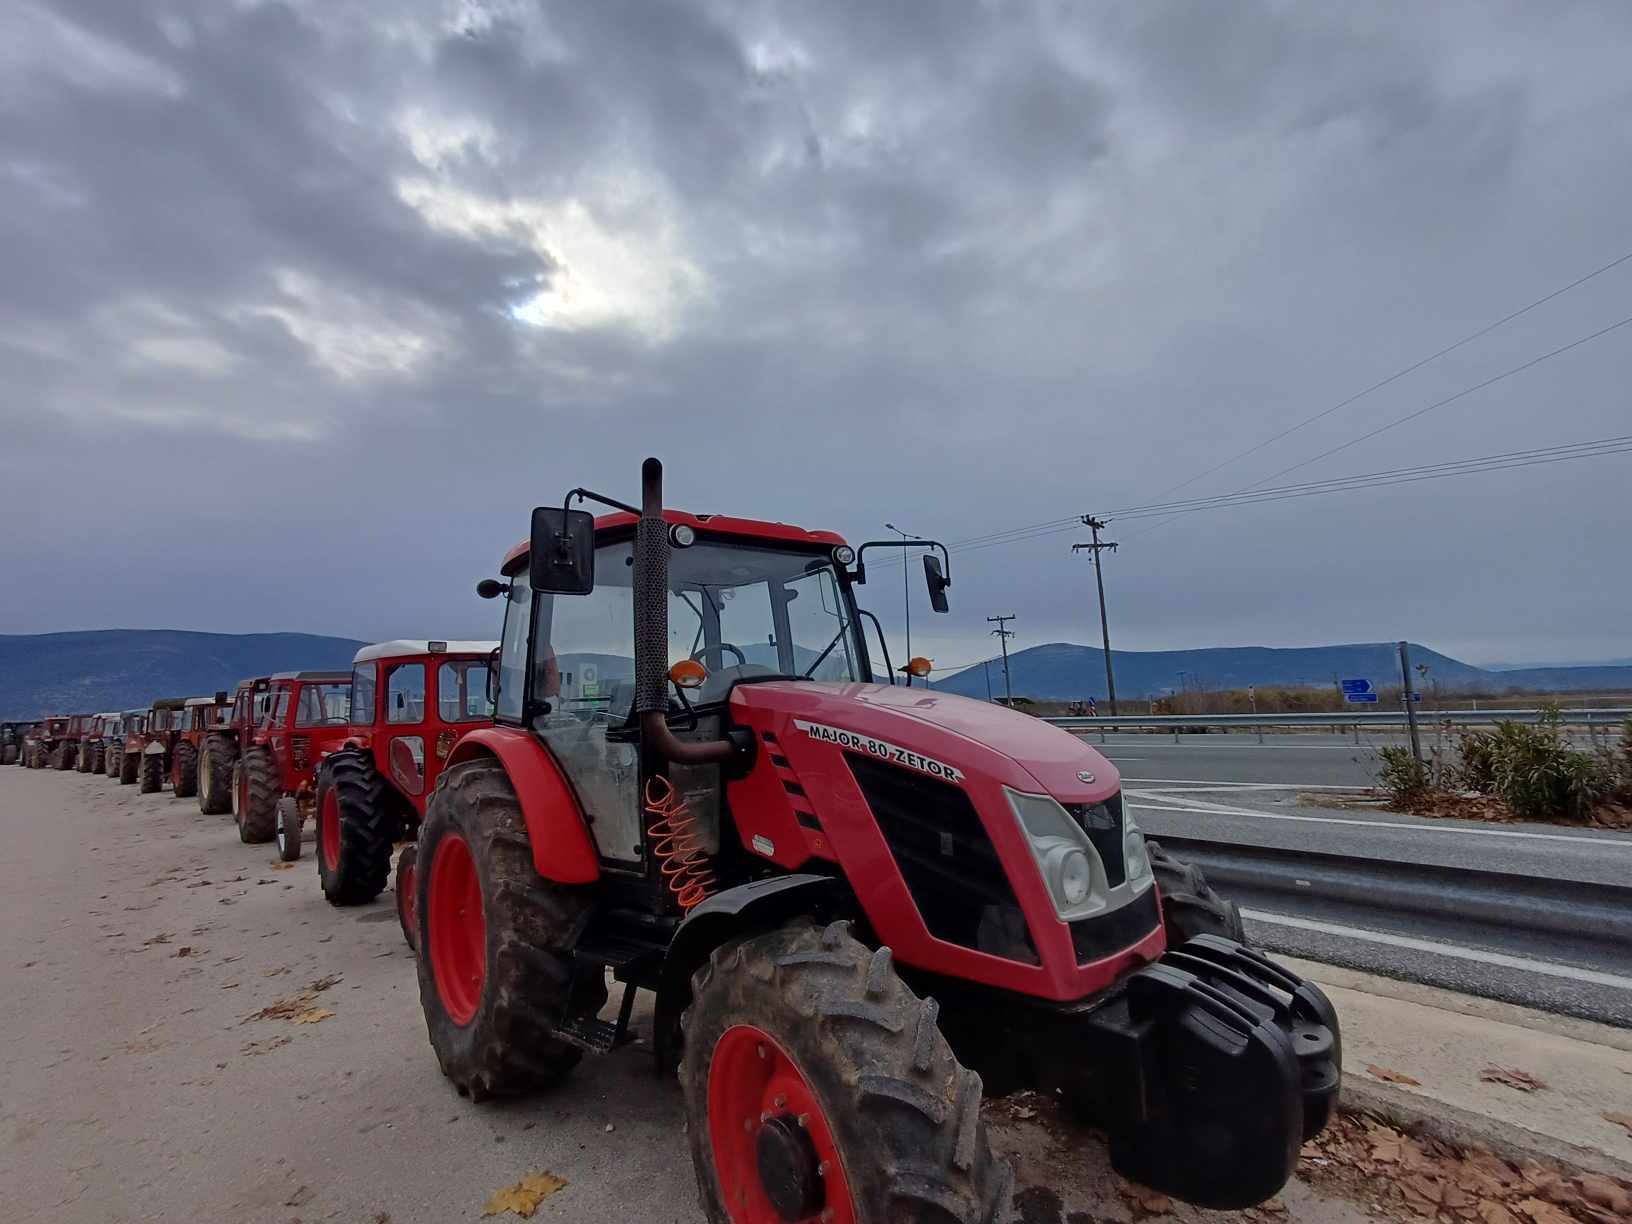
[2,0,1629,670]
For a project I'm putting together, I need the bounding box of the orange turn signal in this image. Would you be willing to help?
[669,659,708,690]
[905,656,934,678]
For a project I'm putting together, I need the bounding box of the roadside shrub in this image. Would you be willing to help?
[1375,745,1433,807]
[1472,707,1608,822]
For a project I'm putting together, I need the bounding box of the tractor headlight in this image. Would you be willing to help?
[1124,813,1151,885]
[1006,789,1104,920]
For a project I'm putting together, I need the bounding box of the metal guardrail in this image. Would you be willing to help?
[1047,707,1632,731]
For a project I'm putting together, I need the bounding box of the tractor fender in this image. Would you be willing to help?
[143,741,167,756]
[443,728,599,885]
[653,874,842,1072]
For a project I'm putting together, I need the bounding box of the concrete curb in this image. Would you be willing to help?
[1340,1079,1632,1184]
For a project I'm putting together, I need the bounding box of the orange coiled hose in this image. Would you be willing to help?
[645,775,716,911]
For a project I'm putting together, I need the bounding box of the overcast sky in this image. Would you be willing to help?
[3,0,1630,671]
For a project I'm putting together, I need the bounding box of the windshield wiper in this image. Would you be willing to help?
[801,624,851,679]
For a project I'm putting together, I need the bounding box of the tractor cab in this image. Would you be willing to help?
[302,640,495,929]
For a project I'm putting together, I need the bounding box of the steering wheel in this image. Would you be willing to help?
[691,643,747,669]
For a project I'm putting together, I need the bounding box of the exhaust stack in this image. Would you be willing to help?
[633,457,738,767]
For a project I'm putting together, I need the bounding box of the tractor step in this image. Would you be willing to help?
[557,1013,620,1055]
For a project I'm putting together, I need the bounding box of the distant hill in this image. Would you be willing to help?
[0,630,368,719]
[933,641,1632,702]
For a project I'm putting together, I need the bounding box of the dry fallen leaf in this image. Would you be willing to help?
[269,861,295,871]
[481,1172,567,1218]
[1603,1111,1632,1138]
[1577,1173,1632,1216]
[142,933,173,946]
[1366,1063,1423,1087]
[1514,1197,1575,1224]
[290,1007,334,1025]
[1477,1203,1522,1224]
[247,991,318,1021]
[1479,1067,1547,1093]
[1119,1182,1175,1217]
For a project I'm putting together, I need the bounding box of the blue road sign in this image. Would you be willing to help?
[1344,692,1379,704]
[1406,692,1422,702]
[1341,678,1373,695]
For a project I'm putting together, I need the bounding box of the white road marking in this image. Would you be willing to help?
[1243,909,1632,992]
[1126,793,1632,848]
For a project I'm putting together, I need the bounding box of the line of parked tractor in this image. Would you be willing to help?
[3,638,495,948]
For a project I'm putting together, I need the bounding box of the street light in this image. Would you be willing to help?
[884,522,916,686]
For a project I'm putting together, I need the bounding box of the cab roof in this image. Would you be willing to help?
[270,671,350,683]
[353,640,498,664]
[501,510,847,574]
[184,696,225,707]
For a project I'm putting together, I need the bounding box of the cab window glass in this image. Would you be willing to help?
[496,578,532,723]
[386,663,426,724]
[295,683,350,727]
[352,665,376,726]
[437,660,491,723]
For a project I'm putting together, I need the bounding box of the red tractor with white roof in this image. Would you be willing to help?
[173,693,234,806]
[305,641,494,933]
[76,714,118,773]
[232,671,351,845]
[410,459,1339,1220]
[133,699,187,793]
[56,713,94,770]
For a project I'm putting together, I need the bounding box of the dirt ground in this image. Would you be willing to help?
[2,765,1389,1224]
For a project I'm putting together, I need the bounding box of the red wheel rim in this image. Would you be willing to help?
[707,1025,855,1224]
[428,834,484,1025]
[320,788,341,870]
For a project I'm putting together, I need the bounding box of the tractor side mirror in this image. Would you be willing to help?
[476,578,510,600]
[923,554,950,613]
[529,507,596,595]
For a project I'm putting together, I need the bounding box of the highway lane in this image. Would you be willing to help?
[1122,775,1632,1027]
[1088,731,1392,788]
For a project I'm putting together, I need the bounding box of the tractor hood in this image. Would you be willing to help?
[728,680,1120,804]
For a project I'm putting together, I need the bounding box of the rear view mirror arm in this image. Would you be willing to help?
[852,538,949,586]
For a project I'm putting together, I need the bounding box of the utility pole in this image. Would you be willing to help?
[1398,640,1423,764]
[1071,516,1119,716]
[885,523,914,685]
[987,615,1016,705]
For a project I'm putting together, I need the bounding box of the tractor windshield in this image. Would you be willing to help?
[295,683,350,727]
[531,538,864,720]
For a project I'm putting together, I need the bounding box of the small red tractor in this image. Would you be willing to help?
[112,710,148,784]
[131,699,187,793]
[306,640,494,938]
[231,671,351,845]
[77,713,118,773]
[206,677,276,820]
[101,710,142,779]
[171,692,234,807]
[57,713,94,770]
[24,718,64,768]
[409,459,1339,1220]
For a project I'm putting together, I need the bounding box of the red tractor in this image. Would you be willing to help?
[76,714,115,772]
[410,459,1339,1220]
[22,717,63,768]
[102,710,143,779]
[306,640,494,937]
[56,713,94,770]
[130,699,188,793]
[169,693,234,801]
[231,671,351,845]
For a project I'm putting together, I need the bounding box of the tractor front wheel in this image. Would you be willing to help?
[138,753,163,794]
[233,748,279,843]
[395,844,417,951]
[315,751,396,906]
[682,921,1012,1224]
[275,798,303,862]
[199,735,235,814]
[414,759,591,1101]
[1,745,15,765]
[118,749,138,784]
[76,743,92,772]
[105,745,122,777]
[90,744,105,774]
[172,741,199,798]
[1147,840,1246,946]
[53,743,73,771]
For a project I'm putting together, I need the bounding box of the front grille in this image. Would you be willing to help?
[1069,883,1160,964]
[1065,792,1126,888]
[291,736,311,770]
[845,752,1037,965]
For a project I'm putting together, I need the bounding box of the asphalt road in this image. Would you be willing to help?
[1101,738,1632,1026]
[1,765,1381,1224]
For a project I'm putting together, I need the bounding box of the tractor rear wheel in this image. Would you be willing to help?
[1147,840,1246,946]
[119,749,138,784]
[315,750,396,906]
[395,844,418,951]
[682,920,1012,1224]
[76,743,92,772]
[53,743,73,770]
[199,735,235,814]
[172,741,199,798]
[138,753,163,794]
[414,759,592,1102]
[1,745,15,765]
[90,744,105,774]
[105,745,122,777]
[233,748,279,843]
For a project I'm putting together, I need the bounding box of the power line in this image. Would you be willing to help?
[1145,246,1632,504]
